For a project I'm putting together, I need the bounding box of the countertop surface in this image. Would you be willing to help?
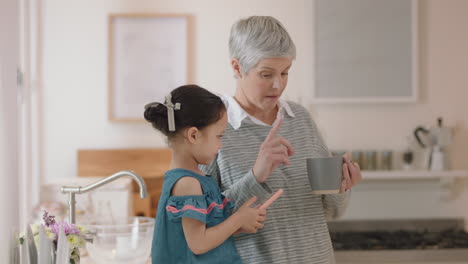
[361,170,468,180]
[81,256,151,264]
[335,248,468,263]
[81,250,468,264]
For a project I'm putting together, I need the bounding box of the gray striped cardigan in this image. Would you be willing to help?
[201,100,350,264]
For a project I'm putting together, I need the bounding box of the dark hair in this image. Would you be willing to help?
[144,85,226,140]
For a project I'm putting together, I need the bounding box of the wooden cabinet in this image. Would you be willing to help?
[77,148,171,217]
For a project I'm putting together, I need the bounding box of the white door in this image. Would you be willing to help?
[0,0,20,262]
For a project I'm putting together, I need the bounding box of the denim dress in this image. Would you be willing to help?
[151,168,242,264]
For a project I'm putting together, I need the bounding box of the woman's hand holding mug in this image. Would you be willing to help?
[340,153,362,192]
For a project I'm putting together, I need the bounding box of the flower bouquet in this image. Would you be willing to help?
[19,210,87,264]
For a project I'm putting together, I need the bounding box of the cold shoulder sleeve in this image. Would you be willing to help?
[166,195,209,223]
[166,193,234,223]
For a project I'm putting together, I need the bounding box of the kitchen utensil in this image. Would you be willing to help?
[414,117,452,170]
[379,150,393,170]
[84,216,155,264]
[365,151,377,170]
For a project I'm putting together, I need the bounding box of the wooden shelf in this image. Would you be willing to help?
[361,170,468,180]
[77,148,171,217]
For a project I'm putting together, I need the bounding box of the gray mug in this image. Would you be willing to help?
[306,156,343,194]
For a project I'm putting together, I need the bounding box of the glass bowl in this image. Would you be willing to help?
[84,217,155,264]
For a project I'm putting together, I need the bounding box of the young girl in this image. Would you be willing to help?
[145,85,266,263]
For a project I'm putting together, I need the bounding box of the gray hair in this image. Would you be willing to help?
[229,16,296,74]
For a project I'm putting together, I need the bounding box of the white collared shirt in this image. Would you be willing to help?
[221,95,295,130]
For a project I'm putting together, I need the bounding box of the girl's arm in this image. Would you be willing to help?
[172,176,263,255]
[182,213,243,255]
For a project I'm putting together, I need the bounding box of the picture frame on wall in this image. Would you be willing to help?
[311,0,418,103]
[108,14,191,121]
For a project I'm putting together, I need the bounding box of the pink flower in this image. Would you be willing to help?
[49,222,81,236]
[43,210,56,227]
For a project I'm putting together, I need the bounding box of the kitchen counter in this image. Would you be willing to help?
[81,251,468,264]
[331,229,468,250]
[335,249,468,264]
[361,170,468,180]
[330,219,468,263]
[82,253,468,264]
[80,250,468,264]
[80,256,151,263]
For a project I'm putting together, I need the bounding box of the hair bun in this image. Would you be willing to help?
[144,102,167,123]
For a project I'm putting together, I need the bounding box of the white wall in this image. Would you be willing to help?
[41,0,468,218]
[41,0,468,180]
[41,0,317,179]
[319,0,468,221]
[311,0,468,168]
[0,0,20,261]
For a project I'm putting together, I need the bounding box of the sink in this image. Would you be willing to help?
[84,217,155,264]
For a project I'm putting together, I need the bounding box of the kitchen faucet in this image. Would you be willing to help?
[61,170,147,224]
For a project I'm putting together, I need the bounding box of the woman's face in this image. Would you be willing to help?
[236,57,293,112]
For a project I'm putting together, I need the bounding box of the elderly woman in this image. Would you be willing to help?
[201,16,362,263]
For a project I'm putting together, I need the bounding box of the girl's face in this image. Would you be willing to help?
[193,111,227,165]
[235,57,293,112]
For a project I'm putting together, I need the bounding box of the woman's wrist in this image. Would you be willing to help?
[252,167,260,183]
[252,166,266,183]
